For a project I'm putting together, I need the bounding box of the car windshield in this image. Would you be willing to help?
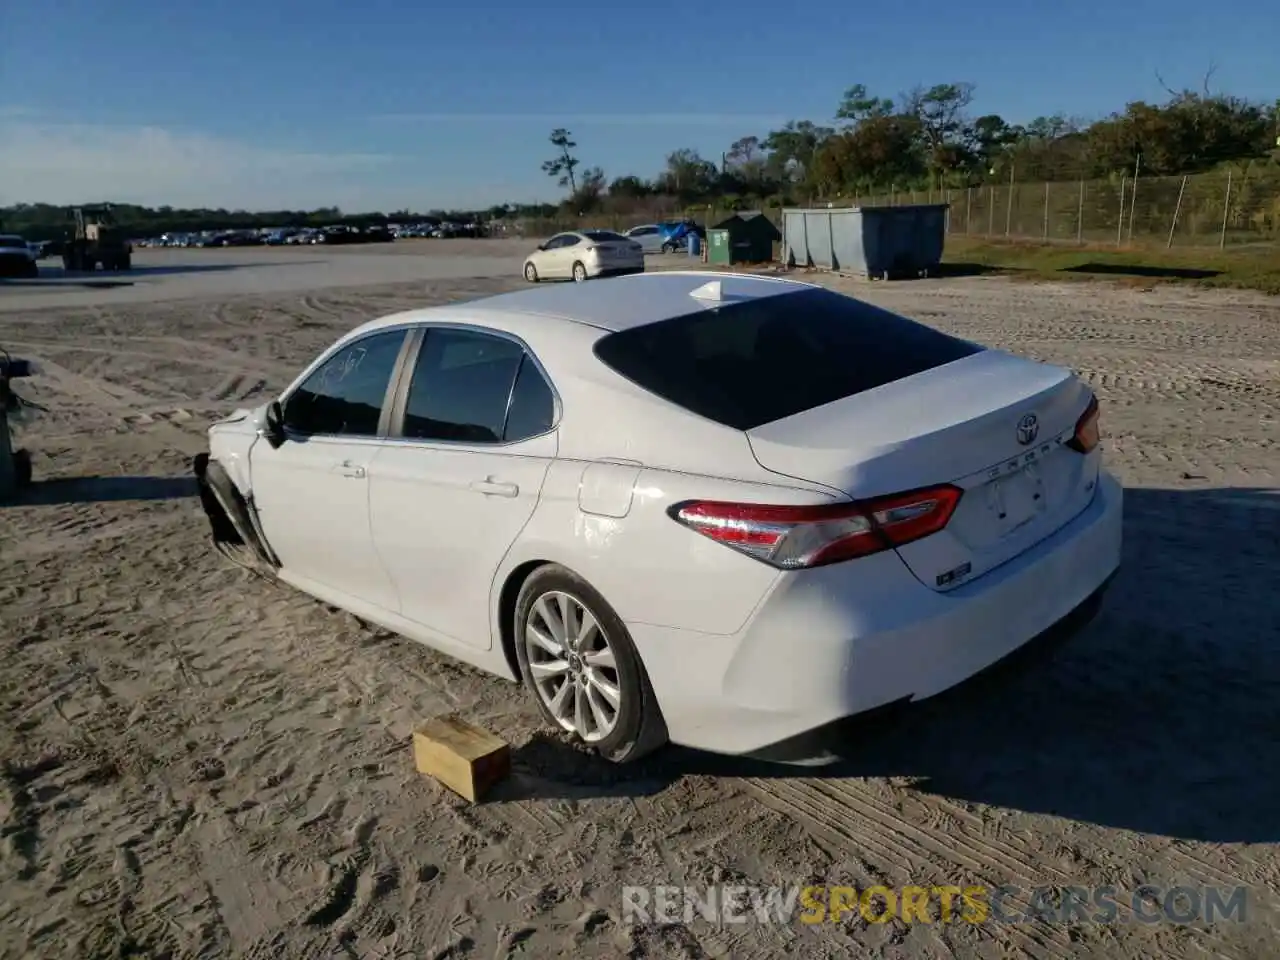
[583,230,627,243]
[592,287,984,431]
[0,236,27,247]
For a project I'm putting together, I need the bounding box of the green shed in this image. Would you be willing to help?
[709,211,782,264]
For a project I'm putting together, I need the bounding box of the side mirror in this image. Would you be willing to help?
[264,400,286,448]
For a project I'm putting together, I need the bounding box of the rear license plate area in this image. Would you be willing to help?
[982,462,1047,538]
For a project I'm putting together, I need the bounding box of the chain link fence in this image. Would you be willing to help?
[517,168,1280,250]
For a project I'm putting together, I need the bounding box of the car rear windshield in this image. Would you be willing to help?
[583,230,628,243]
[592,286,983,431]
[0,236,26,246]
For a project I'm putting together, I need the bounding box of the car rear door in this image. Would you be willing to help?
[368,324,558,648]
[250,328,412,611]
[538,234,570,277]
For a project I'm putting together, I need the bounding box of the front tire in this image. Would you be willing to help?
[524,261,539,283]
[514,565,667,763]
[572,261,587,283]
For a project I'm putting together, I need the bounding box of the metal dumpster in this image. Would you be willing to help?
[782,204,948,279]
[706,228,731,266]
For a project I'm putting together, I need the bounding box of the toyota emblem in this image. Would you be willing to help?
[1016,413,1039,446]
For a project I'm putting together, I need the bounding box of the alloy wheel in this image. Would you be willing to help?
[523,590,620,742]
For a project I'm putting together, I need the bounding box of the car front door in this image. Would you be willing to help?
[249,328,411,612]
[368,325,558,648]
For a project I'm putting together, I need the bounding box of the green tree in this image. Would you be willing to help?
[835,84,895,127]
[541,128,580,195]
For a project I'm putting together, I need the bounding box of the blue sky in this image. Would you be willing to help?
[1,0,1273,211]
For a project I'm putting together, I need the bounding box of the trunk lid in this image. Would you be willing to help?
[590,240,640,260]
[745,349,1100,591]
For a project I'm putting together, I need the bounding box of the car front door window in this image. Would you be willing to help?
[282,330,406,437]
[249,328,408,610]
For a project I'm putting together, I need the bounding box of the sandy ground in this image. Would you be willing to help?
[1,244,1278,959]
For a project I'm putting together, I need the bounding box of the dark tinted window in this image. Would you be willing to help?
[584,230,627,243]
[504,356,556,441]
[592,287,983,431]
[282,330,406,436]
[403,329,523,443]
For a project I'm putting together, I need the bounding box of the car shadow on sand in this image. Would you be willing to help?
[500,485,1280,844]
[1,277,136,290]
[4,475,198,506]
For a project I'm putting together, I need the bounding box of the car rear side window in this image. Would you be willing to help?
[402,328,525,443]
[282,330,407,437]
[503,356,556,441]
[592,287,983,431]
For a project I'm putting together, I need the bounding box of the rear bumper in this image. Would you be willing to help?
[630,470,1123,757]
[588,263,645,278]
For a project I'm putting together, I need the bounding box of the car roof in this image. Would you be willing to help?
[354,271,818,338]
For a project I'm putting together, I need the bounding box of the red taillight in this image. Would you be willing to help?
[1066,395,1100,453]
[668,485,963,569]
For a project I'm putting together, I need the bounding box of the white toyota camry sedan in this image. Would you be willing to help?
[194,272,1122,764]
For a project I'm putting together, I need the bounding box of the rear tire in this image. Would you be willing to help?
[572,261,587,283]
[514,564,668,763]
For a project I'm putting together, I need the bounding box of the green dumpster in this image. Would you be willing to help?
[707,229,731,266]
[710,211,782,264]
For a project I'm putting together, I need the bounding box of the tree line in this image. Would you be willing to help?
[3,74,1276,238]
[542,75,1280,216]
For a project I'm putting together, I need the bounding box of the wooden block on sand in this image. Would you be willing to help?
[413,714,511,802]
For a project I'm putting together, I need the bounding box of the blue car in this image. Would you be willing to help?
[656,219,705,253]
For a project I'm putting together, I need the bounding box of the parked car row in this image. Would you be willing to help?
[135,225,400,248]
[132,220,493,250]
[393,220,485,239]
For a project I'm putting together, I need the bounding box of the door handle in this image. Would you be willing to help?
[335,460,366,479]
[470,477,519,498]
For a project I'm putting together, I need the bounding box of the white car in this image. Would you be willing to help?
[194,272,1122,764]
[622,224,666,255]
[523,230,644,283]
